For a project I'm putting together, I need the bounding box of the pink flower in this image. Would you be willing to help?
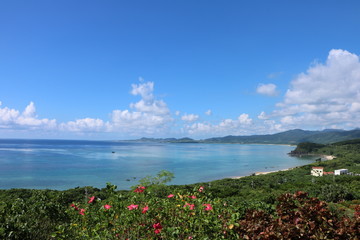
[142,205,149,214]
[134,185,146,193]
[104,204,112,210]
[79,208,85,215]
[88,196,95,203]
[188,237,194,239]
[198,186,204,192]
[189,195,197,199]
[153,222,162,234]
[127,204,139,210]
[184,203,195,210]
[203,203,213,211]
[70,203,79,210]
[167,194,174,198]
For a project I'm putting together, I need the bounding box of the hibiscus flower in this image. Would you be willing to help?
[127,204,139,210]
[153,222,162,234]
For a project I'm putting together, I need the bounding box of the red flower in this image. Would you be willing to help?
[184,203,195,210]
[79,208,85,215]
[70,203,79,210]
[127,204,139,210]
[153,222,162,234]
[142,205,149,214]
[167,194,174,198]
[198,186,204,192]
[189,195,197,199]
[134,185,146,193]
[88,196,95,203]
[203,203,213,211]
[104,204,112,210]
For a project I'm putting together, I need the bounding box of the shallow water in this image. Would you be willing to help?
[0,139,315,190]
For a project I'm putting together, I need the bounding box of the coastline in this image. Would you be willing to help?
[321,154,336,160]
[229,154,336,179]
[230,167,293,179]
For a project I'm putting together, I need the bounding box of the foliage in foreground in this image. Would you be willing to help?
[53,186,359,239]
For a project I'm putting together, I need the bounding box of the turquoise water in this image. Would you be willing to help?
[0,139,315,190]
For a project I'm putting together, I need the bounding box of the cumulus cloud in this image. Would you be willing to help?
[274,49,360,129]
[238,113,252,124]
[257,111,269,120]
[183,113,254,137]
[0,81,173,137]
[130,81,154,101]
[108,81,172,135]
[181,114,199,122]
[60,118,105,132]
[0,102,56,129]
[256,83,278,96]
[4,49,359,139]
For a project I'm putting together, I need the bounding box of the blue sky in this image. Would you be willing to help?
[1,0,360,139]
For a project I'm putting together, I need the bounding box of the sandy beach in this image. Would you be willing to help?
[321,155,336,160]
[230,154,337,179]
[231,167,293,179]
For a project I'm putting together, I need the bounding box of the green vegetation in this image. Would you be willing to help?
[1,140,360,239]
[135,129,360,144]
[289,142,326,155]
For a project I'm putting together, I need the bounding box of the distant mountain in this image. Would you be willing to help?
[302,129,360,144]
[203,129,360,144]
[203,129,316,144]
[133,129,360,145]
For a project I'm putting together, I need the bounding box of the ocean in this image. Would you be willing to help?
[0,139,315,190]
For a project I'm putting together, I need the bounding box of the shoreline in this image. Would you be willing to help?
[230,167,293,179]
[321,154,336,160]
[229,154,336,179]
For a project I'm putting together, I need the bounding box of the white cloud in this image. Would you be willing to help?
[0,81,173,137]
[257,111,269,120]
[185,122,212,136]
[0,105,20,125]
[350,102,360,112]
[22,102,36,118]
[183,113,254,137]
[129,81,169,115]
[131,81,154,102]
[0,102,56,129]
[256,83,278,96]
[60,118,105,132]
[238,113,252,124]
[108,81,172,135]
[274,49,360,129]
[4,49,359,139]
[181,114,199,122]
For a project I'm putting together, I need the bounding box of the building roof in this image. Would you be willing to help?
[312,167,324,169]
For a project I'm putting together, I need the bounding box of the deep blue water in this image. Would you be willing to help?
[0,139,315,190]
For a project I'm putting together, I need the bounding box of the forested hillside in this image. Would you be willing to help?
[136,129,360,144]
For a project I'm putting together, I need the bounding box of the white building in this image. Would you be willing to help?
[334,169,348,175]
[311,167,324,177]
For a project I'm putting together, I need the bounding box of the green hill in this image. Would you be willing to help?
[203,129,360,144]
